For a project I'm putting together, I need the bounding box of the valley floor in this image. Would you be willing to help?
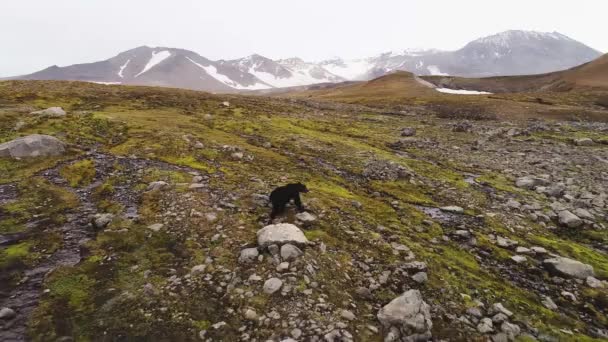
[0,81,607,341]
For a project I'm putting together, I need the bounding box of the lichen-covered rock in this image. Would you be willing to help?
[263,277,283,294]
[377,289,432,340]
[92,213,114,230]
[257,223,308,248]
[543,257,595,279]
[146,181,170,191]
[238,248,259,264]
[558,210,583,228]
[0,134,65,158]
[574,138,593,146]
[280,243,303,261]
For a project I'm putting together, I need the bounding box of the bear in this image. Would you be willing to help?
[268,183,309,223]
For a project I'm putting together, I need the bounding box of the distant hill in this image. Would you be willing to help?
[422,53,608,93]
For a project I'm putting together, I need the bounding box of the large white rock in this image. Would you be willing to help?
[543,257,595,279]
[30,106,66,117]
[257,223,308,248]
[0,134,65,158]
[377,289,432,339]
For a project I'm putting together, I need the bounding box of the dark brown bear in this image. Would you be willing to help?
[269,183,309,222]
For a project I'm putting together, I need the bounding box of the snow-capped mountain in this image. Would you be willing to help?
[10,30,602,92]
[319,31,601,79]
[223,54,344,88]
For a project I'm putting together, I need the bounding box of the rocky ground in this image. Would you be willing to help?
[0,81,607,341]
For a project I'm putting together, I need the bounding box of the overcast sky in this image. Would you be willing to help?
[1,0,606,77]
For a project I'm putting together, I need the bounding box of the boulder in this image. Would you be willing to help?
[263,277,283,294]
[238,248,259,264]
[30,106,66,117]
[543,257,595,279]
[377,289,432,340]
[0,134,66,158]
[280,244,303,261]
[257,223,308,248]
[558,210,583,228]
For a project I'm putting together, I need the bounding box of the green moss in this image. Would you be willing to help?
[370,180,435,205]
[0,156,67,184]
[531,235,608,278]
[477,172,524,194]
[48,271,95,311]
[60,159,96,187]
[0,177,79,234]
[0,242,32,269]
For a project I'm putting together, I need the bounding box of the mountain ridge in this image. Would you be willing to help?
[6,30,603,92]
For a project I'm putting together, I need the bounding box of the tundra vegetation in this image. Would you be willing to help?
[0,79,607,341]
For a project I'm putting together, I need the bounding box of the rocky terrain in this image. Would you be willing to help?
[0,80,607,341]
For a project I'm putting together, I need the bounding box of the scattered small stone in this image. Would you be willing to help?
[147,223,164,232]
[190,264,206,275]
[541,296,558,310]
[147,181,170,191]
[411,272,428,283]
[510,255,527,264]
[244,309,257,321]
[477,317,494,333]
[440,205,464,214]
[574,138,593,146]
[263,278,283,295]
[341,309,356,321]
[490,303,513,317]
[276,262,290,272]
[0,307,16,319]
[30,106,66,117]
[586,276,605,288]
[401,127,416,137]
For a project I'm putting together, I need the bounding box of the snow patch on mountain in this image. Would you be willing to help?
[472,30,572,48]
[135,50,171,77]
[118,59,130,78]
[187,57,269,90]
[436,88,491,95]
[320,59,373,80]
[427,65,448,76]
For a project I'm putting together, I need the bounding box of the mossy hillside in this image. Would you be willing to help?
[0,81,605,340]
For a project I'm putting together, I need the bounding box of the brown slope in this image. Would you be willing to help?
[284,71,439,105]
[422,53,608,93]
